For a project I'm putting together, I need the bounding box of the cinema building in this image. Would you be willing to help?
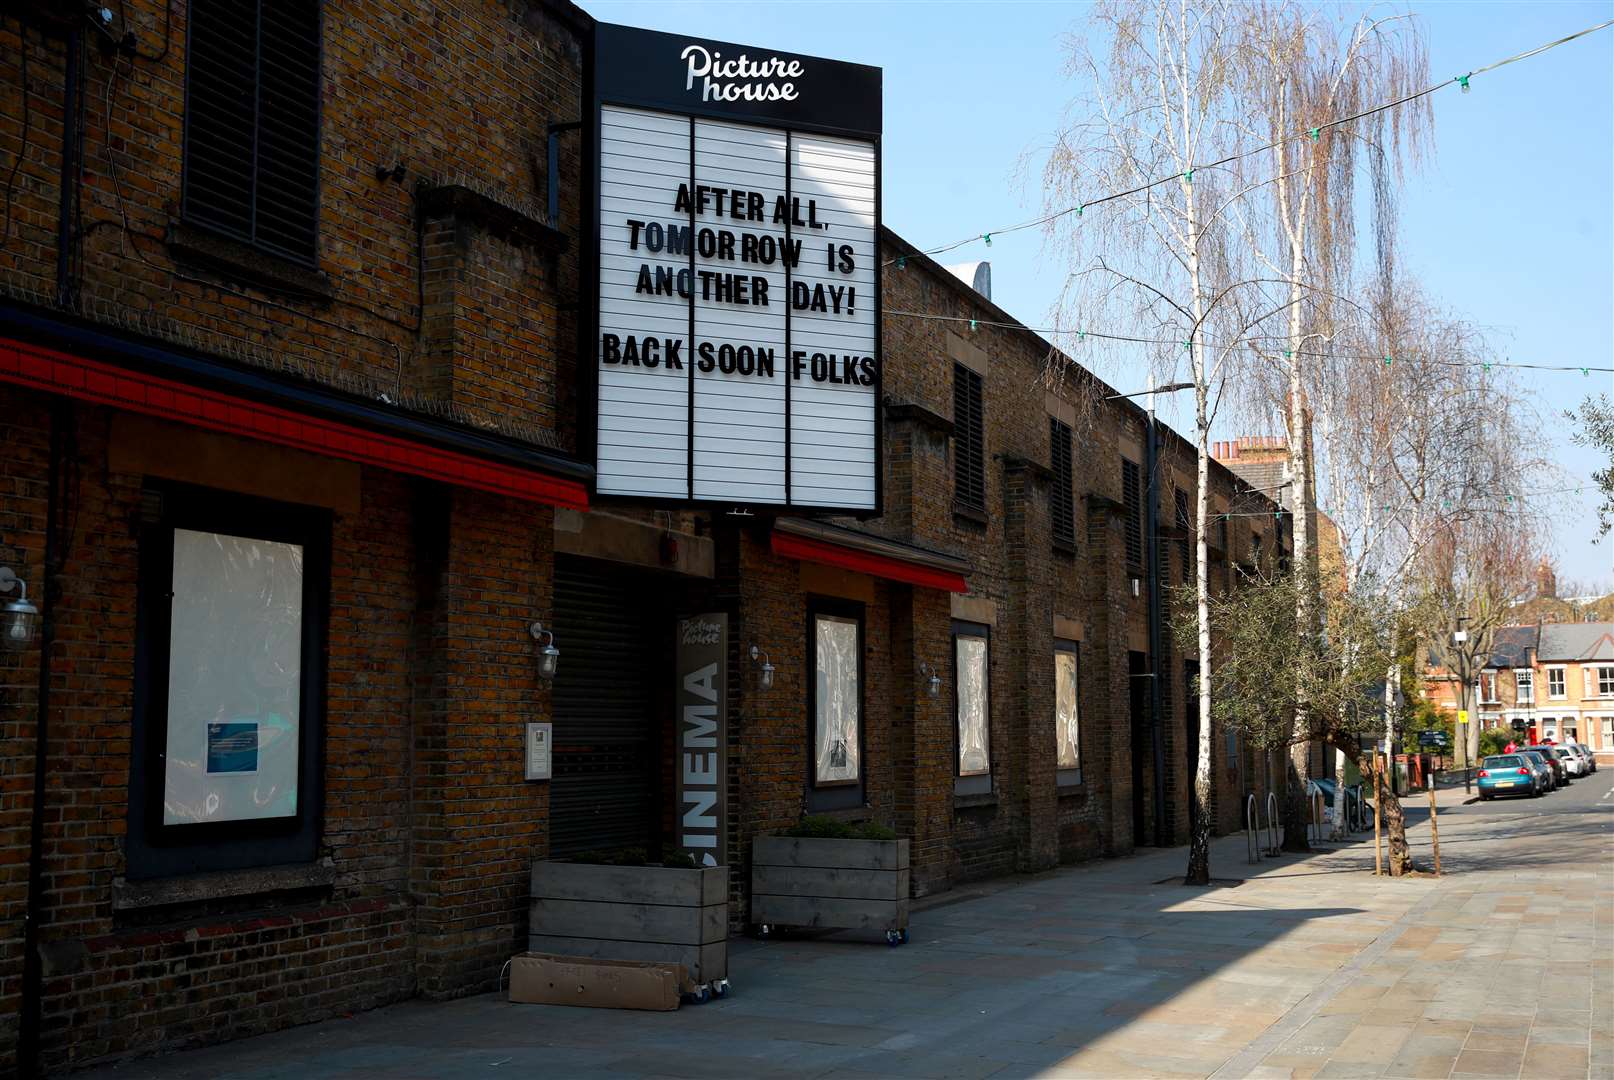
[0,0,1285,1070]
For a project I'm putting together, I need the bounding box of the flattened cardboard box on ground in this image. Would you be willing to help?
[508,952,684,1011]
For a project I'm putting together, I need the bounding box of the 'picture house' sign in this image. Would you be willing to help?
[592,24,883,511]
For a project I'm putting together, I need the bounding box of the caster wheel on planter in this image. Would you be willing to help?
[713,979,730,998]
[886,929,901,947]
[687,984,711,1005]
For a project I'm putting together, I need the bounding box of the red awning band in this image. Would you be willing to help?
[0,337,589,510]
[770,530,969,593]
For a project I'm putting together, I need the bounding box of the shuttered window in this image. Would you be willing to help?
[183,0,322,264]
[953,364,986,512]
[1050,418,1075,549]
[1120,458,1142,568]
[1174,488,1191,584]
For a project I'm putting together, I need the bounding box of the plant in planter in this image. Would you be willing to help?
[529,848,729,1000]
[750,817,911,946]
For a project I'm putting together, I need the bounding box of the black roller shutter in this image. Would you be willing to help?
[549,557,660,857]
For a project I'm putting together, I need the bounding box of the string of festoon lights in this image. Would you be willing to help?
[878,310,1614,375]
[880,18,1614,377]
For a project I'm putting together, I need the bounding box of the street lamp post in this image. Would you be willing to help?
[1453,617,1472,791]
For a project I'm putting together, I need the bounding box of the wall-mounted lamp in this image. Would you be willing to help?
[749,644,775,691]
[0,567,39,649]
[529,620,559,680]
[918,662,942,699]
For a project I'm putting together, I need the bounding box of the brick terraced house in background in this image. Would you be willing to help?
[0,1,1286,1072]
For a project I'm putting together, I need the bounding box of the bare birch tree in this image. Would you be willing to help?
[1043,0,1306,885]
[1230,2,1431,851]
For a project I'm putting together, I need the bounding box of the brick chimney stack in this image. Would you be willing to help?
[1536,556,1556,600]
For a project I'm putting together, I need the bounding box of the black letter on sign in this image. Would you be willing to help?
[602,334,621,364]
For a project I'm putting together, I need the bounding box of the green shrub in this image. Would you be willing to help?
[782,815,898,841]
[660,850,698,869]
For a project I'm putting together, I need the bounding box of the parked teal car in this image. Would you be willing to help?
[1477,754,1540,800]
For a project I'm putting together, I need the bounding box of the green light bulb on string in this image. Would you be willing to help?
[1182,169,1193,184]
[1457,73,1471,93]
[1076,205,1084,217]
[1308,127,1320,142]
[896,256,906,270]
[1383,356,1394,367]
[970,319,978,332]
[1283,350,1292,360]
[984,233,992,247]
[1077,330,1086,342]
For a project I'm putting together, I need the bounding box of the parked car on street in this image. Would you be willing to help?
[1477,755,1541,800]
[1551,746,1585,778]
[1518,750,1556,792]
[1524,745,1568,786]
[1568,743,1597,774]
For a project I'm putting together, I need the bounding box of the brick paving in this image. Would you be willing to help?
[75,778,1610,1079]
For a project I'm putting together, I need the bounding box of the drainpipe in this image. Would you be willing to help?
[55,27,82,308]
[18,399,66,1077]
[1144,377,1167,847]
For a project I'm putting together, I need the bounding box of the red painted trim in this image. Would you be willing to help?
[771,531,968,593]
[0,338,589,510]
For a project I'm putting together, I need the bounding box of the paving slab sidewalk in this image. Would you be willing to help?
[74,785,1610,1080]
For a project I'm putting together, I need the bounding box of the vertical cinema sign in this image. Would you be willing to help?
[676,614,726,865]
[590,24,883,512]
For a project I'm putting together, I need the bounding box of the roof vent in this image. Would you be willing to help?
[944,260,991,301]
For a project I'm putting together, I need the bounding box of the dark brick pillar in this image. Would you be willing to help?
[410,489,553,998]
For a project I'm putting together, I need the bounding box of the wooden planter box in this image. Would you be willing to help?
[529,862,728,987]
[750,836,911,942]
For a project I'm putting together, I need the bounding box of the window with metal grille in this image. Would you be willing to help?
[183,0,322,264]
[953,364,986,511]
[1050,418,1075,549]
[1120,458,1142,568]
[1174,488,1191,583]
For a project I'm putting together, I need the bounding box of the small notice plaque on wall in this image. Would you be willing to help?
[525,722,553,781]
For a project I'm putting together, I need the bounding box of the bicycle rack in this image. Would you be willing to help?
[1245,793,1260,864]
[1263,791,1281,855]
[1307,783,1326,844]
[1349,783,1366,832]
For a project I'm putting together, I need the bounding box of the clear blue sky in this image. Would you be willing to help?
[583,0,1614,586]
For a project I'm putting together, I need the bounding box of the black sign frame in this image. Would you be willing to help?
[582,22,885,518]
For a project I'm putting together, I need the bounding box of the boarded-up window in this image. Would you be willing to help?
[955,629,990,776]
[953,364,986,511]
[813,613,861,785]
[1055,644,1080,772]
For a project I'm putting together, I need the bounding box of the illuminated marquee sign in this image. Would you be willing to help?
[590,24,883,512]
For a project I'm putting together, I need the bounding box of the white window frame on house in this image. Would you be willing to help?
[1546,666,1566,700]
[1514,668,1534,705]
[1601,716,1614,748]
[1478,671,1499,704]
[1599,667,1614,698]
